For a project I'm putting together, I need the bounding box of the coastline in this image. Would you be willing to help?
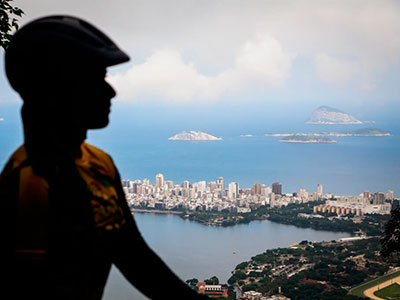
[131,208,183,215]
[130,204,388,237]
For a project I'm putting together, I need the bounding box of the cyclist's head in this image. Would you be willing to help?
[5,15,130,129]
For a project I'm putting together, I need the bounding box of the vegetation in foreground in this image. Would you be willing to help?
[227,238,399,300]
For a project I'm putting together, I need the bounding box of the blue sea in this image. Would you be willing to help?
[1,102,399,197]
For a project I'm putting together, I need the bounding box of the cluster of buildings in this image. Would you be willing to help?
[241,291,290,300]
[194,283,290,300]
[122,174,395,215]
[196,282,229,298]
[312,191,394,216]
[122,174,325,213]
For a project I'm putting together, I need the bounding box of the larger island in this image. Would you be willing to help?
[306,106,363,124]
[265,128,390,144]
[266,128,390,137]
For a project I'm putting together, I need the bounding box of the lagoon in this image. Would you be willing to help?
[103,212,351,300]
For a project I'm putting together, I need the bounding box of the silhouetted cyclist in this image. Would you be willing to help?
[1,15,209,299]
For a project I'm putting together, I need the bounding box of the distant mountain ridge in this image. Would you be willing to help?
[306,106,362,124]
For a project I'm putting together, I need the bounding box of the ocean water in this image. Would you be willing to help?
[101,134,400,197]
[1,102,399,196]
[85,111,400,197]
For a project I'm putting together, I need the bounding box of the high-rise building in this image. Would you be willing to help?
[265,187,272,195]
[208,181,217,192]
[182,180,190,189]
[217,177,225,190]
[228,182,239,199]
[261,184,267,196]
[194,181,206,193]
[253,183,261,195]
[131,182,139,194]
[386,190,394,201]
[272,182,282,195]
[373,192,385,205]
[165,180,174,190]
[300,188,308,198]
[155,173,164,188]
[122,180,131,188]
[312,192,318,201]
[270,192,276,207]
[317,184,323,196]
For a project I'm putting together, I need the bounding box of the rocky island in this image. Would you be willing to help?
[306,106,363,124]
[280,136,337,143]
[168,130,222,141]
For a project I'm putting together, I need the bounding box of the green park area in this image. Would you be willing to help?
[350,270,400,298]
[374,283,400,300]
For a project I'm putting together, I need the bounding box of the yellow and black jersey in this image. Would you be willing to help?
[2,142,207,300]
[1,142,127,260]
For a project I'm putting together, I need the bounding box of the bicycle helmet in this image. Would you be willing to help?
[5,15,130,93]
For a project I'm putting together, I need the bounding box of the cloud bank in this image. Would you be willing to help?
[10,0,400,104]
[109,35,295,102]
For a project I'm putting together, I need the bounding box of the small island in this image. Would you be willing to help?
[280,136,337,144]
[240,134,254,138]
[168,130,222,141]
[346,128,390,136]
[266,128,390,138]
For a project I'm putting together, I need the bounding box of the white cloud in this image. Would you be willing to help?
[109,35,295,102]
[234,34,295,86]
[109,49,222,102]
[314,54,359,86]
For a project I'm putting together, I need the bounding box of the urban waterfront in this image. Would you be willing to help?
[103,212,351,300]
[124,173,393,222]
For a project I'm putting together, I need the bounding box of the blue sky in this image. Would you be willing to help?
[1,0,400,127]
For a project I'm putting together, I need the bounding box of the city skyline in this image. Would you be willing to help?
[123,173,396,199]
[124,173,394,219]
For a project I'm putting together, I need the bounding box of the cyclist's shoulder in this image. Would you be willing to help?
[0,145,28,178]
[80,142,117,176]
